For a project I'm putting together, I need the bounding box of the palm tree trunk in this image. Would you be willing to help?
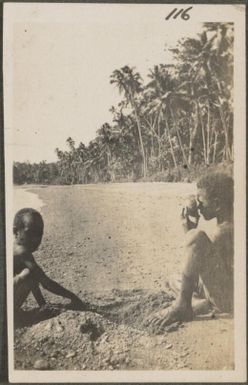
[188,101,199,165]
[188,117,194,166]
[170,107,190,169]
[218,104,232,161]
[212,131,218,163]
[165,115,178,170]
[215,80,232,161]
[132,99,147,178]
[199,110,207,165]
[151,135,154,157]
[206,101,210,165]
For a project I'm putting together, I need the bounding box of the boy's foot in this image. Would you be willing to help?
[144,303,193,334]
[192,298,212,315]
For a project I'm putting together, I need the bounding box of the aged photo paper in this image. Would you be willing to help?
[3,2,246,383]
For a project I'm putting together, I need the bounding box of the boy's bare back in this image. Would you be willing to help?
[199,221,234,313]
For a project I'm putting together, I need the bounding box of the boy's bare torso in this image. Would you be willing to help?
[198,221,234,313]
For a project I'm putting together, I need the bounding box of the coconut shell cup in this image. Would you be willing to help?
[185,196,199,218]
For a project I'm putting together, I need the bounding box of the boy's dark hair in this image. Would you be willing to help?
[13,208,44,234]
[197,172,234,209]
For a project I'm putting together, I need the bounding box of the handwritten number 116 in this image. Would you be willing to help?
[165,7,193,21]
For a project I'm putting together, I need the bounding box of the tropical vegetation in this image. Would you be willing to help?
[14,23,233,185]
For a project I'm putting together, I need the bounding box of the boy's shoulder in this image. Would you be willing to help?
[212,221,233,244]
[14,250,36,274]
[216,221,233,235]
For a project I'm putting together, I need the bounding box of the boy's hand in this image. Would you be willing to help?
[14,268,31,286]
[69,296,90,311]
[181,207,199,233]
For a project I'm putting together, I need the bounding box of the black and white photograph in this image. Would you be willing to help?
[3,3,246,382]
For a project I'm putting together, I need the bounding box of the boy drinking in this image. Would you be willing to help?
[146,172,234,333]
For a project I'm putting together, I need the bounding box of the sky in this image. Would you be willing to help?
[4,3,231,163]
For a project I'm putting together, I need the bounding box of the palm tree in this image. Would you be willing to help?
[144,65,189,169]
[110,66,147,178]
[109,105,141,179]
[172,23,233,164]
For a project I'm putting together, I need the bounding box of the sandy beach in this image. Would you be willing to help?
[13,183,233,370]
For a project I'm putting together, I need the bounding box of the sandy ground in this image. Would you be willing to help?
[13,183,234,371]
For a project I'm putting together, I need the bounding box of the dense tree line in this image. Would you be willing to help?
[14,23,233,185]
[13,161,59,185]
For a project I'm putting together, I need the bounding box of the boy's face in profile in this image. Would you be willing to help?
[197,188,219,221]
[14,214,43,252]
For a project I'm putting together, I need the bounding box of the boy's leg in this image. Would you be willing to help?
[169,273,207,299]
[168,274,212,315]
[14,269,33,310]
[147,230,213,331]
[14,280,32,311]
[167,230,213,312]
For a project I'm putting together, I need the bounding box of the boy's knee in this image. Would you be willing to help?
[185,229,211,248]
[14,280,32,310]
[184,230,213,274]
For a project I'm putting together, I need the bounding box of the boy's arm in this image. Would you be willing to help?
[14,262,46,307]
[30,282,46,307]
[32,263,85,308]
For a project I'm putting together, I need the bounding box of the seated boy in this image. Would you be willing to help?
[146,172,234,333]
[14,208,87,312]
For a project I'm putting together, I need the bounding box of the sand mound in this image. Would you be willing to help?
[89,288,175,328]
[15,309,162,370]
[15,310,135,370]
[15,289,183,370]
